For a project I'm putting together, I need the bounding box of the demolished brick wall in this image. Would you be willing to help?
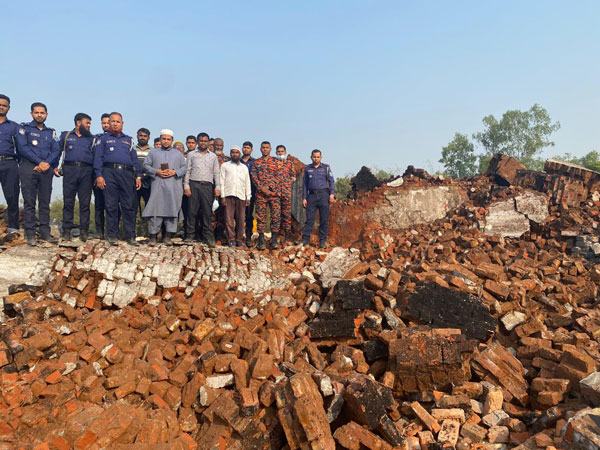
[1,155,600,449]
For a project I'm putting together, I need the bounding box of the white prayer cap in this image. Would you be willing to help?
[230,145,241,151]
[160,129,174,137]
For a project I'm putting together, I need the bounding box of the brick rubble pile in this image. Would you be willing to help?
[1,155,600,449]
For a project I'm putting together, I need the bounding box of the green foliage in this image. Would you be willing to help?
[473,104,560,169]
[373,169,394,181]
[334,173,353,199]
[439,133,478,178]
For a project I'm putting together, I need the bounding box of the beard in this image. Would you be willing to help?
[231,156,241,163]
[79,125,93,137]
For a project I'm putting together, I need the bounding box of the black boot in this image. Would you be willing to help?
[257,232,266,250]
[80,231,88,242]
[284,231,292,244]
[270,232,279,249]
[163,232,173,245]
[149,234,158,246]
[61,229,71,241]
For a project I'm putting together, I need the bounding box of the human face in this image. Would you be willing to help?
[137,131,150,146]
[208,139,215,152]
[230,149,241,161]
[276,147,286,157]
[0,98,9,118]
[109,114,123,134]
[311,151,322,166]
[31,106,47,125]
[154,140,161,148]
[260,143,271,157]
[101,117,110,132]
[214,138,224,155]
[174,141,185,153]
[242,144,252,156]
[77,118,92,137]
[160,135,173,148]
[186,138,197,151]
[198,135,209,151]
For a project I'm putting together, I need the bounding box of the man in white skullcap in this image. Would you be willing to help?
[142,129,187,245]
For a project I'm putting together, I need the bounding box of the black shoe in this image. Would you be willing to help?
[236,241,246,248]
[80,231,88,242]
[245,236,253,247]
[163,233,173,245]
[206,239,216,248]
[270,232,279,249]
[284,231,293,244]
[257,233,266,250]
[229,241,236,247]
[319,241,327,249]
[107,236,118,245]
[125,237,139,247]
[61,230,71,241]
[184,236,194,243]
[26,236,36,246]
[41,234,58,244]
[149,234,158,246]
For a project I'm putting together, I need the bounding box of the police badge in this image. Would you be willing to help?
[32,140,38,146]
[109,147,115,152]
[18,128,25,135]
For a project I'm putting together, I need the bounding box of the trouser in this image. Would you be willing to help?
[103,168,136,239]
[224,196,246,242]
[19,160,53,238]
[181,195,189,237]
[0,159,20,231]
[186,181,214,241]
[94,187,105,235]
[214,202,226,240]
[245,187,256,238]
[137,184,151,218]
[302,191,330,243]
[279,192,292,233]
[62,164,93,232]
[148,216,177,235]
[255,193,280,233]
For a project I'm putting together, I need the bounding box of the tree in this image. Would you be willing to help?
[553,150,600,172]
[474,104,560,170]
[439,133,478,178]
[334,173,353,199]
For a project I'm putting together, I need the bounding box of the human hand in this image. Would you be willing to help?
[96,177,106,190]
[302,199,307,208]
[245,200,250,207]
[329,194,336,204]
[135,178,142,190]
[53,168,62,177]
[38,161,50,172]
[221,198,226,206]
[184,189,191,197]
[214,188,221,197]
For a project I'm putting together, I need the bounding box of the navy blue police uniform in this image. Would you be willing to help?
[15,121,61,240]
[241,155,256,243]
[0,118,20,232]
[58,130,95,238]
[301,162,335,245]
[93,132,140,241]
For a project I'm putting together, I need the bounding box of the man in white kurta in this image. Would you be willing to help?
[142,129,187,245]
[220,146,251,247]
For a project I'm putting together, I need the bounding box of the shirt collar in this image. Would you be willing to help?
[28,120,49,131]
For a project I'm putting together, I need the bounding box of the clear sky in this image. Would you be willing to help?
[1,0,599,204]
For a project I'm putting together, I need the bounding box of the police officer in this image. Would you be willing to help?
[0,94,20,240]
[16,102,61,246]
[94,113,110,238]
[55,113,95,242]
[241,141,256,247]
[93,112,142,246]
[301,149,335,248]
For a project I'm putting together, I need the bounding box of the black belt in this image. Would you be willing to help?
[309,189,329,194]
[104,163,134,172]
[192,180,213,186]
[0,156,16,161]
[64,161,92,167]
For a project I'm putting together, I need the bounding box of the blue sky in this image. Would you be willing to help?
[1,1,599,204]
